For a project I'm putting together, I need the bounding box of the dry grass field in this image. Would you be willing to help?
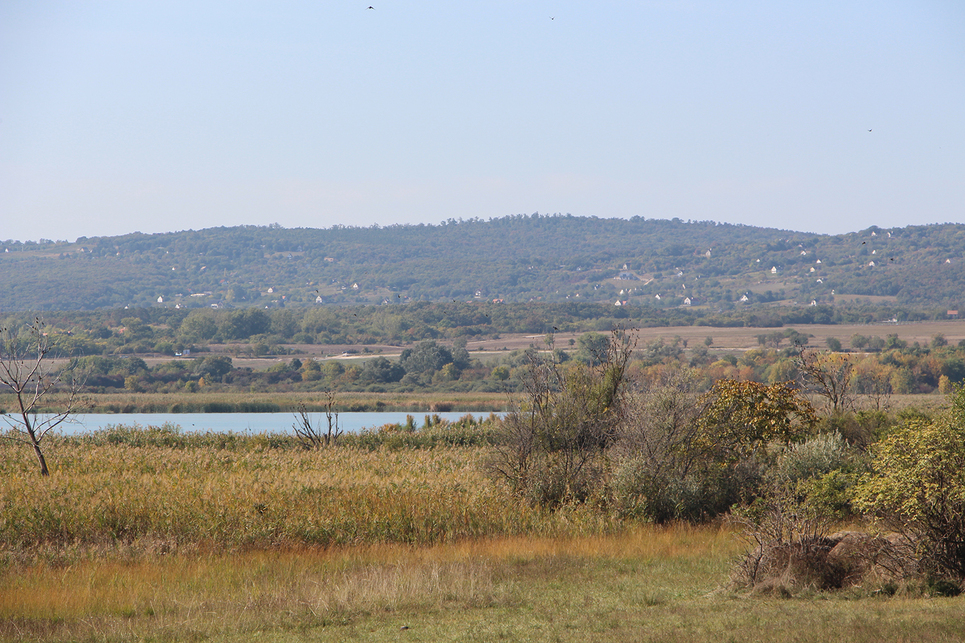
[2,432,964,643]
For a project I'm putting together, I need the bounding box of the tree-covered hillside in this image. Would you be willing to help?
[2,215,964,311]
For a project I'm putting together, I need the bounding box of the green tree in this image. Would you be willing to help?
[359,357,405,384]
[767,358,799,385]
[400,340,453,375]
[195,355,233,380]
[885,333,907,350]
[575,332,609,366]
[120,317,153,341]
[178,312,217,342]
[490,365,510,381]
[219,309,270,340]
[890,368,915,394]
[451,337,471,369]
[855,392,965,581]
[270,310,299,339]
[610,368,712,522]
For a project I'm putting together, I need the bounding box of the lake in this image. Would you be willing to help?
[54,411,500,435]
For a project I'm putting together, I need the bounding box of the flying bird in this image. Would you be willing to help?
[868,129,872,132]
[367,5,374,9]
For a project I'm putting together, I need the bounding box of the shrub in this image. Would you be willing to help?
[612,456,750,523]
[776,432,854,483]
[486,330,633,508]
[854,394,965,582]
[609,368,731,522]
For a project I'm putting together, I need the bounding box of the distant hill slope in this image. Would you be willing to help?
[2,215,964,311]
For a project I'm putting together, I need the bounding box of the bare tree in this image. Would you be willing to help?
[0,318,87,476]
[292,391,342,448]
[613,368,708,482]
[797,349,855,415]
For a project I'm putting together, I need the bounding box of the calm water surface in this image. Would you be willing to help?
[59,412,499,435]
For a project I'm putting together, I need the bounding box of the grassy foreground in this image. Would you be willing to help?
[2,429,965,642]
[5,528,965,643]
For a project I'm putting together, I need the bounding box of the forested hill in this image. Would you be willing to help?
[2,215,965,311]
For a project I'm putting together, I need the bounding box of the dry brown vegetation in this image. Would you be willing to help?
[3,425,965,642]
[0,432,619,561]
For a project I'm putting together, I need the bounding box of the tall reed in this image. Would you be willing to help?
[0,428,617,561]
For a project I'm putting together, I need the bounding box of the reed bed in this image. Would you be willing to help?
[0,390,509,414]
[4,430,965,642]
[0,432,617,562]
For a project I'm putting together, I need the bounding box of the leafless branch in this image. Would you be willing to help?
[0,318,89,475]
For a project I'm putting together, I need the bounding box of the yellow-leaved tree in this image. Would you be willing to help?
[855,388,965,582]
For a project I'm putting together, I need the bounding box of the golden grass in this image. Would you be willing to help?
[3,431,964,643]
[8,525,964,643]
[0,524,740,642]
[0,439,619,560]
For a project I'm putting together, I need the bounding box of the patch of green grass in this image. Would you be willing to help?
[3,530,963,643]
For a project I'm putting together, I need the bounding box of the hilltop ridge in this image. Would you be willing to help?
[2,215,963,311]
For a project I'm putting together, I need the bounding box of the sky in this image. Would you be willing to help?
[1,1,963,242]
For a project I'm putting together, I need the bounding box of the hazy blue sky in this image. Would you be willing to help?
[2,1,963,242]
